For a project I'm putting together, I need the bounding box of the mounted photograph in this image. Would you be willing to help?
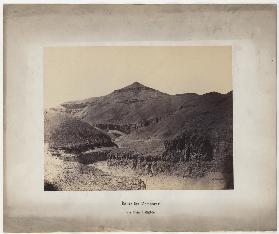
[44,46,233,191]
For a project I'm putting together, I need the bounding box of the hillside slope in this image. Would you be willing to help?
[60,82,232,141]
[44,110,115,151]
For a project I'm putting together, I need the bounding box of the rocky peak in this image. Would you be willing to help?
[115,82,154,93]
[129,81,145,88]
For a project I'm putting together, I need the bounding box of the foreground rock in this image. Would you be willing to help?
[44,150,146,191]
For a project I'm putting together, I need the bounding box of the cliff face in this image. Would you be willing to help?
[160,91,233,186]
[164,131,214,162]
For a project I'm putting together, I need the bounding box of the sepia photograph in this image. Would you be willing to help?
[44,46,233,191]
[4,3,276,232]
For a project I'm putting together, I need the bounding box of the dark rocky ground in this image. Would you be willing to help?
[44,82,233,190]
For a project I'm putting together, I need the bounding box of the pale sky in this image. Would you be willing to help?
[44,46,232,108]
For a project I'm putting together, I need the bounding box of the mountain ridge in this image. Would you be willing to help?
[59,81,231,108]
[47,82,232,144]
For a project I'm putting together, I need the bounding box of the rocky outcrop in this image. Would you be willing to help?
[94,115,165,133]
[45,152,146,191]
[163,131,214,162]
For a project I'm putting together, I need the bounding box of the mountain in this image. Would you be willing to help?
[61,82,170,126]
[60,82,232,140]
[45,82,233,189]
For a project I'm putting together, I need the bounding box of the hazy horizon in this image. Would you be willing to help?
[44,46,232,108]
